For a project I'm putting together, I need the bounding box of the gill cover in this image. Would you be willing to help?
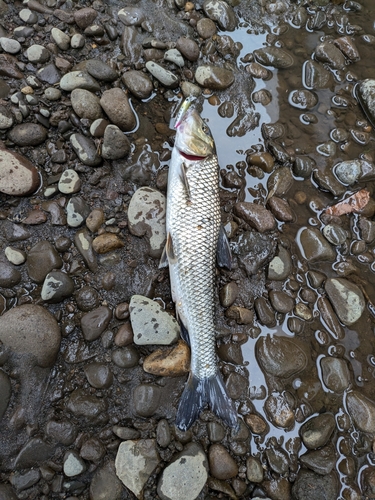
[175,107,215,158]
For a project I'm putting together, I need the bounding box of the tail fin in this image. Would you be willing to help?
[175,372,238,431]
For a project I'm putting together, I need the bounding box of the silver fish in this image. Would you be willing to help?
[160,100,238,431]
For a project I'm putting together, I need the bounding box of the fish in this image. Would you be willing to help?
[159,99,238,431]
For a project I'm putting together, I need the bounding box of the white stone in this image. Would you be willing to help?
[63,451,85,477]
[58,169,81,194]
[71,33,85,49]
[164,49,184,67]
[145,61,179,88]
[26,44,49,63]
[51,27,70,50]
[5,247,26,265]
[130,295,179,345]
[0,37,21,54]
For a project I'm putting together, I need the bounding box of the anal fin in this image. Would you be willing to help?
[159,232,177,268]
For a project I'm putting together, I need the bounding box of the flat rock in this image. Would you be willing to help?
[70,133,102,167]
[0,147,40,196]
[0,304,61,367]
[254,46,294,68]
[130,295,179,345]
[14,438,54,470]
[325,277,365,326]
[128,187,166,258]
[81,306,112,341]
[60,71,100,92]
[41,271,75,303]
[231,230,276,276]
[122,70,153,100]
[90,461,123,500]
[298,227,336,262]
[203,0,237,31]
[92,233,124,254]
[143,341,190,377]
[8,123,47,146]
[27,240,63,283]
[300,413,335,450]
[320,356,350,393]
[146,61,179,88]
[195,65,234,90]
[346,391,375,434]
[0,54,23,79]
[292,470,339,500]
[234,202,276,232]
[256,334,307,378]
[67,388,107,421]
[208,444,238,480]
[158,443,208,500]
[115,439,160,498]
[102,124,131,160]
[100,88,136,132]
[71,88,102,121]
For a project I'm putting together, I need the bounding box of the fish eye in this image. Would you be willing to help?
[202,123,209,133]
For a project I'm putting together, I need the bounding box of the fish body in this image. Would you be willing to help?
[160,102,238,431]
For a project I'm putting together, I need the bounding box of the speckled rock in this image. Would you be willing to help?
[130,295,180,345]
[300,413,335,449]
[128,187,166,258]
[254,46,294,68]
[26,44,50,63]
[41,271,74,303]
[8,123,47,146]
[325,277,365,326]
[0,304,61,367]
[264,394,295,429]
[81,306,112,341]
[143,341,190,377]
[115,440,160,499]
[74,228,98,272]
[71,88,102,121]
[158,443,208,500]
[203,0,237,31]
[122,70,153,100]
[27,240,63,283]
[102,124,131,160]
[195,65,234,90]
[51,27,70,50]
[70,133,102,167]
[60,71,100,92]
[292,470,339,500]
[231,230,276,276]
[58,169,81,194]
[100,88,136,132]
[67,197,90,228]
[355,79,375,128]
[320,356,350,393]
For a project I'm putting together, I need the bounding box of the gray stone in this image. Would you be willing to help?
[334,159,362,185]
[19,8,38,24]
[41,271,74,303]
[320,356,350,392]
[100,88,136,132]
[346,391,375,434]
[70,133,102,167]
[0,259,21,288]
[26,44,49,63]
[60,71,100,92]
[231,230,276,276]
[130,295,179,345]
[37,63,61,85]
[63,450,86,477]
[246,456,263,483]
[0,146,39,196]
[8,123,47,146]
[71,33,85,49]
[84,363,113,389]
[67,196,90,228]
[158,443,208,500]
[133,384,161,417]
[208,444,238,480]
[27,240,63,283]
[146,61,179,88]
[322,224,348,245]
[268,246,292,280]
[0,37,21,54]
[81,306,112,341]
[256,334,307,378]
[128,187,166,258]
[122,70,153,100]
[112,346,139,368]
[0,304,61,368]
[44,87,61,101]
[90,461,123,500]
[115,440,160,498]
[292,470,339,500]
[356,79,375,128]
[195,65,234,90]
[203,0,237,31]
[118,7,145,26]
[71,88,102,121]
[299,444,337,475]
[164,49,184,67]
[51,27,70,50]
[0,369,11,419]
[300,413,335,450]
[102,125,130,160]
[67,389,107,421]
[14,438,54,470]
[85,59,118,82]
[46,419,77,445]
[325,277,365,326]
[74,228,98,272]
[9,469,40,492]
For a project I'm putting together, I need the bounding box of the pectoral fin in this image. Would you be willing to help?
[159,232,177,269]
[217,225,232,270]
[180,162,191,200]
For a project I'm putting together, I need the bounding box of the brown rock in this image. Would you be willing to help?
[0,147,40,196]
[100,88,136,132]
[74,7,97,29]
[92,233,124,254]
[0,54,23,79]
[143,341,190,377]
[208,444,238,480]
[22,210,47,225]
[86,208,105,233]
[234,202,276,232]
[245,414,268,434]
[267,196,294,222]
[225,306,253,325]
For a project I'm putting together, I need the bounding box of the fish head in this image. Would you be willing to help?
[175,107,215,159]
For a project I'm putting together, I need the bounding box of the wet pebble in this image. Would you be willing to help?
[207,422,225,443]
[300,413,335,449]
[325,277,365,326]
[70,133,102,167]
[4,247,26,265]
[247,151,274,173]
[269,290,294,313]
[355,79,375,127]
[289,89,318,110]
[71,89,102,121]
[90,461,122,500]
[76,285,99,311]
[256,334,307,378]
[102,125,131,160]
[226,371,249,400]
[67,389,107,421]
[209,444,238,480]
[164,48,184,67]
[0,304,60,367]
[359,218,375,243]
[321,356,350,393]
[133,384,161,417]
[27,240,62,283]
[268,246,292,280]
[254,297,275,327]
[234,202,276,232]
[322,224,348,245]
[112,346,139,368]
[156,419,171,448]
[74,228,98,272]
[303,60,333,90]
[195,65,234,90]
[219,281,239,307]
[293,155,315,178]
[232,230,276,276]
[80,437,106,462]
[100,88,136,132]
[81,306,112,341]
[0,369,11,419]
[63,450,86,477]
[46,420,77,446]
[254,46,294,68]
[145,61,179,88]
[264,394,295,429]
[176,37,199,62]
[196,18,217,39]
[203,0,237,31]
[84,363,113,389]
[86,209,104,233]
[335,158,375,185]
[347,391,375,433]
[84,59,118,82]
[92,233,124,254]
[158,442,208,500]
[122,70,153,100]
[41,271,74,303]
[315,41,346,69]
[143,341,190,377]
[300,444,336,475]
[0,260,21,288]
[299,227,336,262]
[130,295,179,345]
[8,123,47,147]
[60,71,100,92]
[292,470,339,500]
[67,196,90,228]
[266,446,290,474]
[128,187,166,258]
[267,196,294,222]
[58,169,81,194]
